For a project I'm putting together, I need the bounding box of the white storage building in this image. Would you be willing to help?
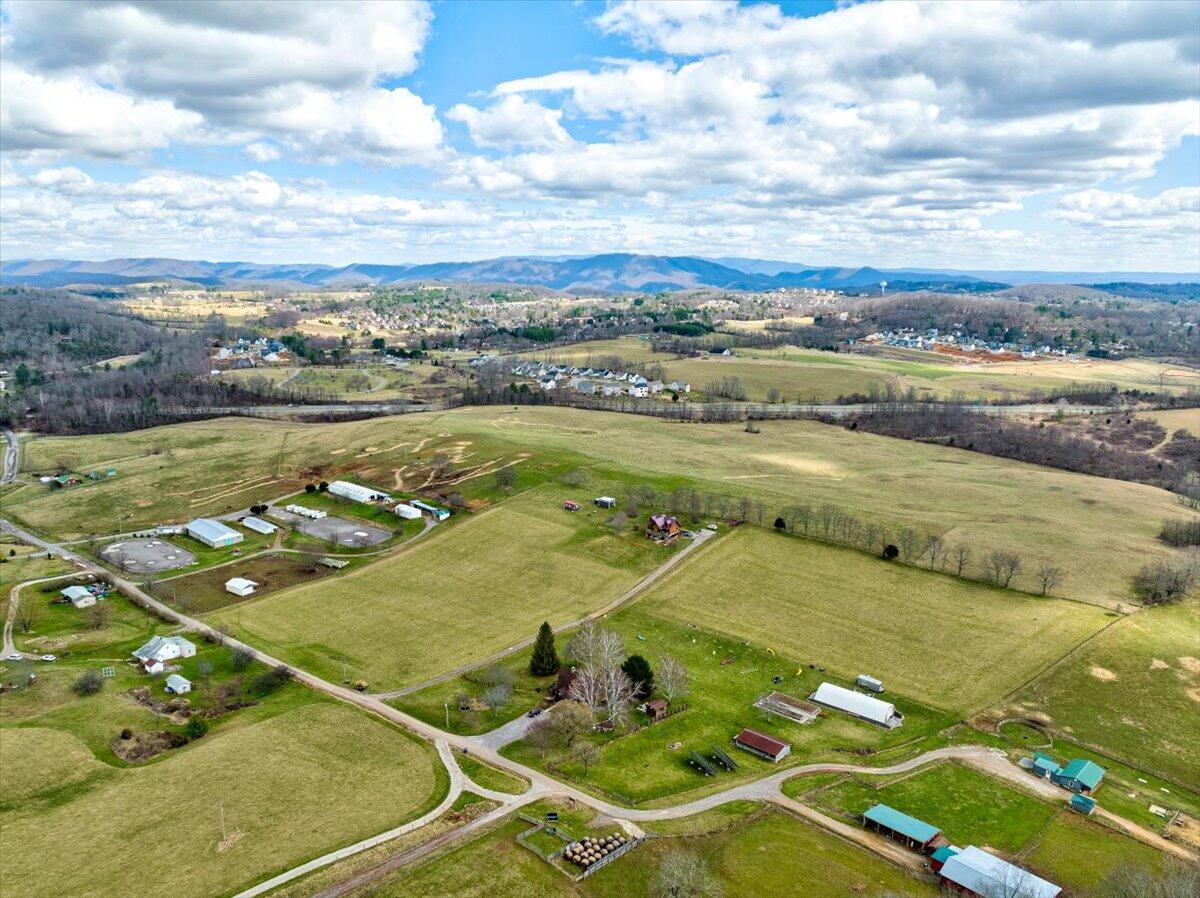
[938,846,1060,898]
[241,515,277,535]
[61,585,96,608]
[394,503,422,520]
[225,577,258,597]
[186,518,244,548]
[810,682,903,729]
[328,480,392,504]
[165,674,192,695]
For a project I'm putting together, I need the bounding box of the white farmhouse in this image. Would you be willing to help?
[133,635,197,675]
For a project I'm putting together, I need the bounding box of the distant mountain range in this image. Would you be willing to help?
[1,254,1196,292]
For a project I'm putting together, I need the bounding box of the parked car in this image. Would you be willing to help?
[526,707,543,718]
[39,654,57,662]
[681,529,696,538]
[5,653,23,662]
[706,523,718,531]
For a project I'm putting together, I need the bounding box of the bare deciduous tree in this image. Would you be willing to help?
[548,700,594,749]
[571,740,601,775]
[898,527,919,563]
[526,717,556,758]
[567,621,599,666]
[600,665,636,726]
[1036,563,1063,596]
[567,665,605,717]
[657,654,690,705]
[952,543,972,577]
[650,850,723,898]
[483,683,512,711]
[923,534,945,570]
[983,550,1022,588]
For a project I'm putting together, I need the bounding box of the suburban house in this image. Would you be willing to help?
[165,674,192,695]
[810,682,904,728]
[646,514,682,543]
[186,518,244,548]
[861,804,943,854]
[936,845,1060,898]
[225,577,258,597]
[329,480,392,504]
[667,380,691,393]
[240,515,277,535]
[551,666,578,700]
[133,635,197,675]
[60,585,96,609]
[732,728,790,762]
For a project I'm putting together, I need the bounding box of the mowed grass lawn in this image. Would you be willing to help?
[0,703,440,898]
[371,806,939,898]
[212,488,673,690]
[637,528,1112,712]
[1014,600,1200,786]
[12,408,1192,606]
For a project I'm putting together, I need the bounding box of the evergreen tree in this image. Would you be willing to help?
[529,621,560,676]
[621,654,653,698]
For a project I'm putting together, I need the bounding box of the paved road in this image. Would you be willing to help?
[1,427,18,484]
[2,517,1192,897]
[374,528,714,701]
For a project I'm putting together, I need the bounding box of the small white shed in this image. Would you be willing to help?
[225,577,258,597]
[165,674,192,694]
[61,585,96,609]
[394,503,422,520]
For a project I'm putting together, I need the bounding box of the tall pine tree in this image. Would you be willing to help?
[529,621,560,676]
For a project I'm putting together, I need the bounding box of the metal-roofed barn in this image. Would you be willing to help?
[241,515,277,535]
[61,585,96,608]
[937,845,1061,898]
[186,518,243,548]
[861,804,942,853]
[328,480,393,505]
[810,682,903,728]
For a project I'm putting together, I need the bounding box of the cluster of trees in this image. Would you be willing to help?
[703,376,748,401]
[1132,552,1200,605]
[1159,518,1200,548]
[838,402,1192,492]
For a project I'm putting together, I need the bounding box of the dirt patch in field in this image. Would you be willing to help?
[1187,687,1200,704]
[110,730,188,763]
[124,686,192,724]
[751,453,844,479]
[1150,658,1171,670]
[1178,656,1200,673]
[1090,666,1118,681]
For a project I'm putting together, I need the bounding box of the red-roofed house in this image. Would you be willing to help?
[646,514,682,543]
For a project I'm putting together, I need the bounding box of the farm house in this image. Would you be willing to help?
[646,514,682,543]
[186,518,244,548]
[732,728,790,762]
[60,585,96,609]
[329,480,393,504]
[861,804,943,853]
[810,682,904,728]
[133,635,196,675]
[937,846,1060,898]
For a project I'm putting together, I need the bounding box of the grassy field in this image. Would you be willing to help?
[502,607,956,805]
[0,544,74,586]
[1013,600,1200,786]
[369,803,940,897]
[633,529,1112,712]
[455,751,529,794]
[0,704,440,898]
[1136,406,1199,436]
[10,408,1191,606]
[786,761,1163,889]
[211,487,673,690]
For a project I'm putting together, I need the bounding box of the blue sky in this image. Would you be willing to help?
[1,0,1197,270]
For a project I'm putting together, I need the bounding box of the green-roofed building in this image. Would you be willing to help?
[861,803,943,854]
[1053,758,1105,794]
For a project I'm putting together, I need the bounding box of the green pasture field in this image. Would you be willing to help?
[502,607,956,806]
[155,551,350,614]
[211,487,674,691]
[9,407,1193,605]
[369,803,940,897]
[455,751,529,794]
[634,528,1112,712]
[0,702,441,898]
[391,642,554,736]
[788,761,1163,888]
[1013,600,1200,787]
[1136,406,1199,436]
[0,545,74,586]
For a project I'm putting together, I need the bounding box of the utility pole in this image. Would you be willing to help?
[219,800,226,841]
[444,700,450,729]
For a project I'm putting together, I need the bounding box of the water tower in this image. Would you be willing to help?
[880,280,888,296]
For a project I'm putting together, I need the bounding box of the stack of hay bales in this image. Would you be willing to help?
[564,832,628,868]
